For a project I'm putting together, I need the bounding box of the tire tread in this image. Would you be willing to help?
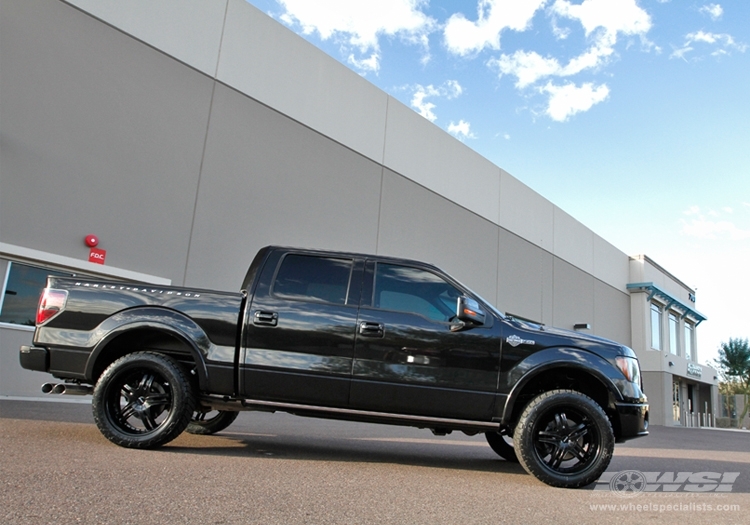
[514,389,614,488]
[92,351,196,449]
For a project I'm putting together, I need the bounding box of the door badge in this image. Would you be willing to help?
[507,335,535,347]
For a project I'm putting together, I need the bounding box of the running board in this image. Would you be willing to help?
[198,395,501,432]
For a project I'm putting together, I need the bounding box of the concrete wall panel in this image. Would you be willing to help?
[553,207,594,275]
[382,99,501,225]
[62,0,227,76]
[593,234,629,291]
[0,327,45,397]
[594,280,631,346]
[553,258,595,331]
[0,0,213,284]
[498,169,554,252]
[496,229,554,322]
[376,170,499,303]
[185,84,382,292]
[642,371,669,426]
[217,0,388,164]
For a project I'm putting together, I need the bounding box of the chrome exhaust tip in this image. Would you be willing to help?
[53,383,93,396]
[41,383,57,394]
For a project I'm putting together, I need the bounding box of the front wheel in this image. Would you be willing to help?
[514,389,614,488]
[186,410,239,435]
[92,352,195,449]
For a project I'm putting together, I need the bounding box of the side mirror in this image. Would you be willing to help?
[452,296,486,331]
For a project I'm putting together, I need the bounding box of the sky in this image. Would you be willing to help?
[245,0,750,368]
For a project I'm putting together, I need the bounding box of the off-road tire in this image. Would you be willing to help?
[92,352,195,449]
[514,389,614,488]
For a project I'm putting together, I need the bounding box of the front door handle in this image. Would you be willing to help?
[253,310,278,326]
[359,321,384,337]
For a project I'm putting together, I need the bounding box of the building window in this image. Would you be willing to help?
[669,313,679,355]
[0,261,73,326]
[684,323,694,362]
[650,303,662,350]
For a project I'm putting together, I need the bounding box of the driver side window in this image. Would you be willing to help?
[373,263,460,322]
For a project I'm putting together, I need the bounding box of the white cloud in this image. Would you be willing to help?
[443,0,547,56]
[540,82,610,121]
[483,0,650,120]
[549,0,652,73]
[562,35,617,73]
[410,81,464,122]
[671,31,748,60]
[348,52,380,72]
[551,18,571,40]
[447,120,477,140]
[680,206,750,240]
[699,3,723,21]
[411,85,441,121]
[689,31,731,45]
[444,80,463,98]
[670,46,693,61]
[490,50,562,88]
[277,0,435,73]
[490,32,620,88]
[551,0,651,38]
[681,218,750,240]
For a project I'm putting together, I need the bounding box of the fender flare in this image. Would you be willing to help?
[84,307,213,390]
[500,347,625,425]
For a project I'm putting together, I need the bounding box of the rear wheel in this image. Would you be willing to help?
[485,431,518,462]
[514,389,614,488]
[92,352,195,449]
[186,410,239,435]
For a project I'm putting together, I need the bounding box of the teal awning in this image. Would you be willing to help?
[627,282,707,325]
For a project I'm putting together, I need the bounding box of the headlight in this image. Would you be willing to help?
[615,356,641,386]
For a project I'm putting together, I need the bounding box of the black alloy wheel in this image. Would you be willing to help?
[186,410,239,435]
[92,352,195,449]
[514,389,614,488]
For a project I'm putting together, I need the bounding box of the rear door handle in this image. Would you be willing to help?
[359,321,384,337]
[253,310,278,326]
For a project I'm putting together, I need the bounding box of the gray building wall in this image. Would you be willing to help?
[1,0,656,400]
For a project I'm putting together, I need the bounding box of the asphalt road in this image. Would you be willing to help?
[1,399,747,525]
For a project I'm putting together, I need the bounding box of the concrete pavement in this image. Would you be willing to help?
[1,399,747,524]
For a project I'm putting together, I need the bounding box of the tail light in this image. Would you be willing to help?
[37,289,68,325]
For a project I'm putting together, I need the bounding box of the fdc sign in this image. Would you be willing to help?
[89,248,106,265]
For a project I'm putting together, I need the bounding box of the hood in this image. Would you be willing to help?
[509,318,633,357]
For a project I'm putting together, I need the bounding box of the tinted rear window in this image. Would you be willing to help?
[273,255,352,305]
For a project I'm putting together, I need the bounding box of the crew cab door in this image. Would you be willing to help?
[350,260,501,420]
[240,251,363,407]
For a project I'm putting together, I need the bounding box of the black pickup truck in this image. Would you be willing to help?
[20,246,648,488]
